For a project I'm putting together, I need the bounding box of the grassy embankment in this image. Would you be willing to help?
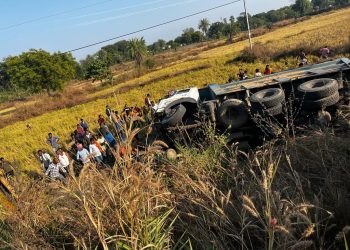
[0,7,350,171]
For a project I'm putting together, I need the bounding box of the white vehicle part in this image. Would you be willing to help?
[156,87,199,113]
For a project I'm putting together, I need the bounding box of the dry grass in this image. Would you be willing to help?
[1,121,349,249]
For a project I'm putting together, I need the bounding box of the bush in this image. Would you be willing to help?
[144,58,156,69]
[237,43,272,63]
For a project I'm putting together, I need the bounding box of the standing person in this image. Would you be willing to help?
[255,69,262,77]
[98,114,105,126]
[47,133,60,153]
[145,94,152,108]
[45,158,66,183]
[76,143,91,165]
[97,134,108,155]
[56,148,70,173]
[243,70,248,80]
[99,122,110,136]
[320,46,330,59]
[0,157,15,177]
[89,141,103,164]
[37,150,52,171]
[106,105,112,121]
[92,136,106,157]
[264,65,272,75]
[80,119,89,131]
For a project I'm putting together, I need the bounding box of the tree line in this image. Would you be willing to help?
[0,0,349,96]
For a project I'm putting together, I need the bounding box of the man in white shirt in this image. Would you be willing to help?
[45,158,66,183]
[37,150,52,170]
[76,144,91,165]
[89,142,103,163]
[56,148,70,173]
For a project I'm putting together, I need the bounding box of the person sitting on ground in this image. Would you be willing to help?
[76,143,91,165]
[45,158,66,183]
[37,150,52,171]
[237,68,245,80]
[98,114,106,126]
[227,76,234,83]
[145,94,152,108]
[298,50,308,66]
[56,148,70,174]
[0,157,15,177]
[264,64,272,75]
[89,141,103,164]
[320,46,330,59]
[80,118,89,131]
[255,69,262,77]
[46,133,60,153]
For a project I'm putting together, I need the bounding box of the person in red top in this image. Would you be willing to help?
[98,114,105,126]
[264,64,272,75]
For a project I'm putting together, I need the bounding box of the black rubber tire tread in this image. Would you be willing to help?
[252,103,283,116]
[297,78,338,100]
[250,88,285,110]
[301,91,340,110]
[202,102,216,122]
[161,104,186,126]
[218,99,248,129]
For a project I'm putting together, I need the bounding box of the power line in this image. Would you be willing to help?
[64,0,241,54]
[0,0,113,31]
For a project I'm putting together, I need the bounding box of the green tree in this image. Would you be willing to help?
[3,49,77,94]
[224,16,240,43]
[198,18,210,38]
[84,59,112,83]
[207,22,226,39]
[293,0,313,15]
[127,37,148,74]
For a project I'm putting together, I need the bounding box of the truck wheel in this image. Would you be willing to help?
[262,103,283,116]
[218,99,248,129]
[301,91,340,110]
[297,78,338,100]
[203,102,216,122]
[250,88,285,109]
[161,104,186,127]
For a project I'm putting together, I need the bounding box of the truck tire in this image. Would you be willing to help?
[218,99,248,129]
[301,91,340,110]
[203,102,216,122]
[297,78,338,100]
[161,104,186,127]
[262,103,283,116]
[250,88,285,109]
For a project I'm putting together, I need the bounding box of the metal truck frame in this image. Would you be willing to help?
[154,58,350,144]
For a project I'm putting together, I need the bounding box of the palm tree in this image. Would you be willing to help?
[198,18,210,38]
[127,37,147,74]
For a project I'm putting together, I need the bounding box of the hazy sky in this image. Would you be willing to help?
[0,0,291,60]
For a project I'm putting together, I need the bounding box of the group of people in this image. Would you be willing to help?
[229,46,331,82]
[37,94,157,183]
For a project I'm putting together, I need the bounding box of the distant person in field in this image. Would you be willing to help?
[37,150,52,171]
[227,76,234,83]
[243,70,248,80]
[106,105,112,121]
[255,69,262,77]
[320,46,330,59]
[264,65,272,75]
[0,157,15,177]
[45,158,66,183]
[145,94,152,108]
[237,68,245,80]
[98,114,105,126]
[298,50,308,66]
[80,118,89,131]
[47,133,60,153]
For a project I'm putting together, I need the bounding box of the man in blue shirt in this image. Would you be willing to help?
[80,119,89,131]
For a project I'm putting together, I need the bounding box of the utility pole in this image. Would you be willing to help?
[243,0,253,50]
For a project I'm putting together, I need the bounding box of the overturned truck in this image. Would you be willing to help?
[154,58,350,145]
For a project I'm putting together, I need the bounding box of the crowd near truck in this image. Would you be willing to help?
[154,58,350,145]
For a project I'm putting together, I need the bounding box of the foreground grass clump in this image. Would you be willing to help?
[1,125,349,249]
